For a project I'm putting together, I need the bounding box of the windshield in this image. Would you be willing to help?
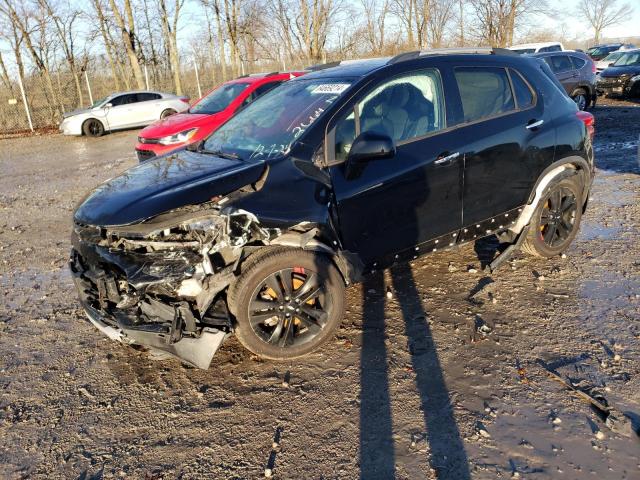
[590,46,618,56]
[91,97,108,108]
[203,79,352,160]
[613,51,640,66]
[603,52,623,62]
[190,82,250,114]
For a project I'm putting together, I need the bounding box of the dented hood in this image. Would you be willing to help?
[74,150,265,227]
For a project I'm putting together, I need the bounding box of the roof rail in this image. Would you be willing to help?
[387,47,519,64]
[305,61,341,72]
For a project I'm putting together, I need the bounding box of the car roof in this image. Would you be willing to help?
[302,48,526,80]
[107,90,169,97]
[509,42,562,49]
[532,50,588,58]
[223,72,305,85]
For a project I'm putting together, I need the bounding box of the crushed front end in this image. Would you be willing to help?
[69,204,279,368]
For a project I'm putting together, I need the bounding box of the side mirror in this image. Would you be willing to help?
[104,102,113,108]
[347,131,395,165]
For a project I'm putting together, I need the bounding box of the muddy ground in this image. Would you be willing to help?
[1,99,639,480]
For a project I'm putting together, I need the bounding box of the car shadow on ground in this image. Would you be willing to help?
[358,264,471,479]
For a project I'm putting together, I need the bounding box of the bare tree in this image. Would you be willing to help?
[38,0,84,105]
[469,0,544,47]
[0,0,61,116]
[361,0,390,53]
[157,0,184,94]
[108,0,145,89]
[428,0,455,47]
[578,0,633,44]
[91,0,128,90]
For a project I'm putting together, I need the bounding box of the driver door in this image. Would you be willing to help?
[105,94,138,129]
[327,67,464,268]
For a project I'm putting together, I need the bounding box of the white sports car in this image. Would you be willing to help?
[59,91,190,137]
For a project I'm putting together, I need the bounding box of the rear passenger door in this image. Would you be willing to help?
[134,92,162,123]
[450,66,552,237]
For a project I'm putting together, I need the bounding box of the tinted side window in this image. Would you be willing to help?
[110,95,135,106]
[570,56,586,69]
[255,81,283,97]
[548,55,574,73]
[540,45,561,53]
[333,68,445,162]
[454,67,515,123]
[509,69,534,109]
[137,92,161,102]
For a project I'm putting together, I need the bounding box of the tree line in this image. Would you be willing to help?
[0,0,634,116]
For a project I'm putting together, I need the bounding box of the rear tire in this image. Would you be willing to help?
[160,108,176,119]
[82,118,104,137]
[521,175,583,258]
[229,248,345,360]
[571,89,588,111]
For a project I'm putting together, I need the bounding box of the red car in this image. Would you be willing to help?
[135,72,304,161]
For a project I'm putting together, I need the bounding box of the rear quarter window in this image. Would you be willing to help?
[454,67,515,123]
[509,69,535,109]
[570,56,587,69]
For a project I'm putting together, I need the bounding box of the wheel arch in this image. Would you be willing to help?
[510,156,591,235]
[269,231,362,286]
[81,117,106,135]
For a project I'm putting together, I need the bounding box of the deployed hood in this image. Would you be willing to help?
[74,150,265,227]
[140,113,217,138]
[600,65,640,77]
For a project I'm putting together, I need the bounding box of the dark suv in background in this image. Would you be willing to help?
[70,48,595,368]
[533,51,597,110]
[597,49,640,98]
[587,43,636,61]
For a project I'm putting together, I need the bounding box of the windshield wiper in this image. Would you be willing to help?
[201,149,242,161]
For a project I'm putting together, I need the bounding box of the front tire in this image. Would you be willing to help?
[521,175,583,258]
[228,248,345,360]
[160,108,176,119]
[82,118,104,137]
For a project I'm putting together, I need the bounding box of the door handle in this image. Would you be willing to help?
[434,151,460,166]
[526,119,544,130]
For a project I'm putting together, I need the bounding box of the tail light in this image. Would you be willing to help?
[179,96,190,104]
[591,60,596,74]
[576,111,595,139]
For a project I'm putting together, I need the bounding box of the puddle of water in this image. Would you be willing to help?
[578,222,622,241]
[0,267,72,311]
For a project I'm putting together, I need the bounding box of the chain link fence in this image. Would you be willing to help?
[0,56,313,137]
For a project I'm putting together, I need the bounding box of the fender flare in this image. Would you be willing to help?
[510,156,591,234]
[270,231,362,285]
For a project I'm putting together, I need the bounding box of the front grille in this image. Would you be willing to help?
[136,149,157,162]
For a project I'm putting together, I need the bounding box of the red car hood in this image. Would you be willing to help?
[140,112,222,139]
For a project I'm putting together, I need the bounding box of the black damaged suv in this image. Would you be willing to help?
[71,48,595,368]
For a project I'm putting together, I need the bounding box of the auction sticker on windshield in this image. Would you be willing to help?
[311,84,351,95]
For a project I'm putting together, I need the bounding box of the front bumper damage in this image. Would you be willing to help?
[69,205,280,368]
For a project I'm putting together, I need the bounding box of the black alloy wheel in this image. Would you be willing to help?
[249,268,329,347]
[229,248,345,360]
[83,119,104,137]
[538,187,577,247]
[521,175,583,258]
